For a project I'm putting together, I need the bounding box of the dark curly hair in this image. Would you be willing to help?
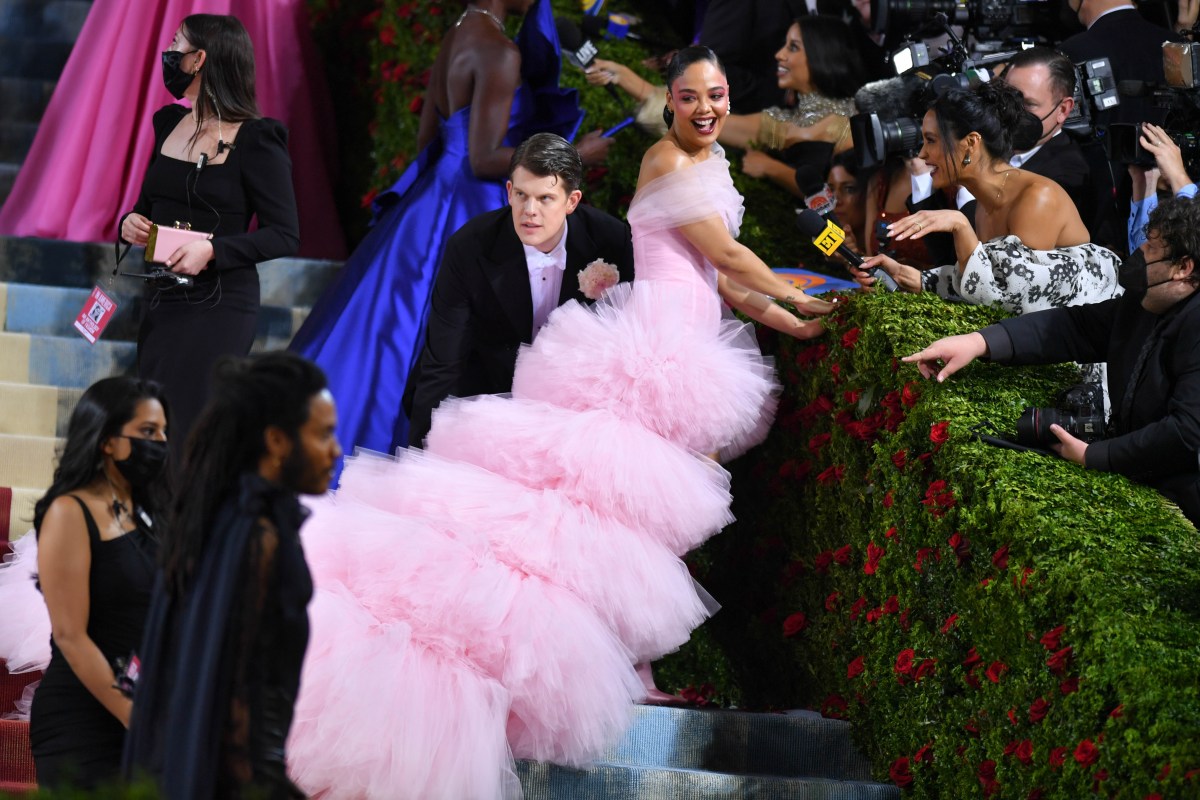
[928,81,1042,182]
[1147,197,1200,283]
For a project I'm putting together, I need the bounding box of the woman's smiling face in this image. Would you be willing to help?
[667,60,730,148]
[774,24,812,94]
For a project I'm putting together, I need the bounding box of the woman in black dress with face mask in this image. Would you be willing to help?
[119,14,299,463]
[29,377,169,789]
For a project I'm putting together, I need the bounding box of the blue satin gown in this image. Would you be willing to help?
[289,0,582,466]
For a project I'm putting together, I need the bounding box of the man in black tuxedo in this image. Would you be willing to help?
[1001,48,1094,226]
[404,133,634,446]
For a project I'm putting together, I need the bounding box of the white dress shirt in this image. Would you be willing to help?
[523,222,568,335]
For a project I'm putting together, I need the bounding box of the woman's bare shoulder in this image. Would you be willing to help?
[637,140,694,187]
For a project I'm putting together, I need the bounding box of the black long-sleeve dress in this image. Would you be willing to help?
[125,105,300,455]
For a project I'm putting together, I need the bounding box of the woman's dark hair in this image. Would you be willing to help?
[928,81,1042,181]
[509,133,584,192]
[34,377,170,531]
[162,351,327,596]
[181,14,259,150]
[796,16,867,100]
[663,46,726,128]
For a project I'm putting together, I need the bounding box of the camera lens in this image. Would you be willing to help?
[1015,407,1065,447]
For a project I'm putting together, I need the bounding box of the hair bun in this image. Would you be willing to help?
[977,80,1042,152]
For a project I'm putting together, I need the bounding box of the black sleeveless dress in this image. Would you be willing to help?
[29,497,156,789]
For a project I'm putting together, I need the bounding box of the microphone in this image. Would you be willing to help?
[796,208,896,290]
[555,17,622,103]
[196,152,208,172]
[580,12,673,50]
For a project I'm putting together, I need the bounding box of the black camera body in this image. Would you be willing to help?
[1015,383,1107,448]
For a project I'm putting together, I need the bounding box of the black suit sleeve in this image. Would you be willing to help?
[210,119,301,270]
[407,234,476,446]
[980,298,1117,368]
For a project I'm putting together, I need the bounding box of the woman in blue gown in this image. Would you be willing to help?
[290,0,607,461]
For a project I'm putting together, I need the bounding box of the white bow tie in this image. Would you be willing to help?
[527,252,563,272]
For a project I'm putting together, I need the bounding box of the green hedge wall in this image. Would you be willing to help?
[663,290,1200,799]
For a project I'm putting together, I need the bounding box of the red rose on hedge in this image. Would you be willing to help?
[1046,646,1073,675]
[914,744,933,764]
[1029,697,1050,723]
[901,380,921,408]
[821,694,848,719]
[841,327,861,349]
[864,542,886,575]
[948,532,971,566]
[817,465,846,485]
[891,449,908,469]
[882,490,894,508]
[782,612,809,637]
[814,550,833,574]
[1060,676,1080,695]
[914,658,936,681]
[963,647,982,671]
[992,544,1010,570]
[847,655,865,680]
[808,433,832,453]
[977,760,1000,796]
[825,591,841,612]
[850,596,868,620]
[1040,624,1066,650]
[833,544,853,565]
[930,421,951,447]
[885,526,899,539]
[1016,739,1034,765]
[894,648,916,675]
[889,756,914,789]
[986,661,1009,683]
[1074,739,1099,768]
[1049,747,1068,768]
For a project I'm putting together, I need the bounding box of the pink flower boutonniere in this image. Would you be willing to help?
[578,259,621,300]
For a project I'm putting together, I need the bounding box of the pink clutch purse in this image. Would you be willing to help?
[145,223,212,263]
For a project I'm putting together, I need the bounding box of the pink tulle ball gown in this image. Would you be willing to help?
[286,144,780,798]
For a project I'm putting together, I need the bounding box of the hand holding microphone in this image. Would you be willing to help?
[795,209,898,291]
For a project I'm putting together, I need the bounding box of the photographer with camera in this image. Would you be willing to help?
[1129,121,1199,250]
[903,196,1200,526]
[852,81,1122,315]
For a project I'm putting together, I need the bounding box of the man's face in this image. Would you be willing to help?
[507,166,581,253]
[280,389,342,495]
[1004,64,1072,147]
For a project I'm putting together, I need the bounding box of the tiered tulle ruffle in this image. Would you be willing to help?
[0,535,50,677]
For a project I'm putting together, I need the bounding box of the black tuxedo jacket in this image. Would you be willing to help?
[404,203,635,445]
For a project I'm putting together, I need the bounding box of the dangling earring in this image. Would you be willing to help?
[961,152,972,167]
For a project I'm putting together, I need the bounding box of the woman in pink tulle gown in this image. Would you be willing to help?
[285,46,833,798]
[0,0,344,259]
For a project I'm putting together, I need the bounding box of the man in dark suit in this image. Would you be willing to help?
[1001,47,1094,227]
[404,133,635,446]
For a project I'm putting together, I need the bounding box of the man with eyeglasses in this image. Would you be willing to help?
[903,196,1200,526]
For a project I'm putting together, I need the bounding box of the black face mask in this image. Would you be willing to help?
[1118,249,1147,294]
[114,437,169,488]
[161,50,197,99]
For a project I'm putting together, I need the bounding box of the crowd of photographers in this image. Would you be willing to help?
[596,0,1200,522]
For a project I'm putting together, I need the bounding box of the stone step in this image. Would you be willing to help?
[0,0,90,38]
[0,35,74,80]
[604,707,871,781]
[2,485,39,542]
[0,433,56,489]
[41,0,91,40]
[0,281,308,348]
[0,237,341,310]
[0,77,56,124]
[0,330,134,387]
[0,380,78,437]
[516,761,899,800]
[0,121,37,165]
